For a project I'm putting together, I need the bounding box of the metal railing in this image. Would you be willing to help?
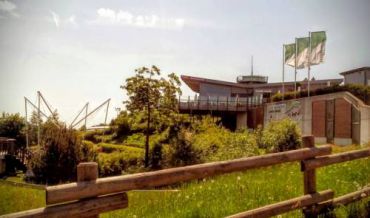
[179,95,263,112]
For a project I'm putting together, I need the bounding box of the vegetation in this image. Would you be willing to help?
[0,112,26,147]
[122,66,182,167]
[259,118,302,152]
[1,145,368,217]
[28,118,97,184]
[272,84,370,104]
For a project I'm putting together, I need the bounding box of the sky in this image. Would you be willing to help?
[0,0,370,127]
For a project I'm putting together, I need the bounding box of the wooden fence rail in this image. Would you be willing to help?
[46,145,331,204]
[1,136,369,218]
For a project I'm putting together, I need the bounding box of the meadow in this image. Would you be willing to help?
[1,145,369,218]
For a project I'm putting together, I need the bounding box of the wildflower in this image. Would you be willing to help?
[237,176,241,181]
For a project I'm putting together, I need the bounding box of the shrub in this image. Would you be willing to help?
[150,142,163,169]
[28,124,96,184]
[272,84,370,104]
[260,118,302,152]
[83,130,103,143]
[97,150,143,177]
[111,111,131,140]
[168,129,201,167]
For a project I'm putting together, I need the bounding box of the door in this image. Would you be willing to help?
[351,106,360,144]
[326,99,335,143]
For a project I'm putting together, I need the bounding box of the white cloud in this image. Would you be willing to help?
[49,11,78,28]
[50,11,60,27]
[0,0,15,12]
[0,0,19,17]
[93,8,185,29]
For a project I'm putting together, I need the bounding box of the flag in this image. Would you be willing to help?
[296,37,310,69]
[284,43,296,68]
[310,31,326,65]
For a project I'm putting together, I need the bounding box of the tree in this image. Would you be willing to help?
[0,112,26,147]
[121,66,181,167]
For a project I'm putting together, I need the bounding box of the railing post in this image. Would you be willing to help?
[77,162,99,218]
[301,136,318,218]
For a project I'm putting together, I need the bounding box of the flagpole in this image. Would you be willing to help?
[282,44,285,100]
[294,38,297,98]
[308,32,311,97]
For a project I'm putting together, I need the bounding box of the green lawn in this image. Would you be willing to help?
[0,150,369,217]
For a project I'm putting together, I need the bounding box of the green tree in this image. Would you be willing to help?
[121,66,181,167]
[0,112,26,147]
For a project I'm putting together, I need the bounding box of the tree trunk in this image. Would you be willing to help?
[145,105,150,168]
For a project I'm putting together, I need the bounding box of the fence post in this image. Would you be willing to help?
[301,136,318,218]
[77,162,99,218]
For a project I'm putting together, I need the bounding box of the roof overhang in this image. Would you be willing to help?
[340,67,370,76]
[181,75,343,93]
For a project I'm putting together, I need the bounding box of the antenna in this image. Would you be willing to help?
[251,56,254,76]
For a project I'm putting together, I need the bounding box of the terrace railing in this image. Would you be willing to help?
[1,136,370,218]
[178,95,263,112]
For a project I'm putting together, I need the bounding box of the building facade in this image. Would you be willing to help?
[340,67,370,86]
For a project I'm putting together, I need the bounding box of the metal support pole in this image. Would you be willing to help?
[104,100,110,125]
[308,32,312,97]
[37,91,41,146]
[85,103,89,130]
[24,97,29,148]
[282,44,285,100]
[294,38,298,99]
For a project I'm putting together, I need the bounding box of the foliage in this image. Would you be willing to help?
[83,129,112,144]
[97,150,143,177]
[0,112,25,147]
[1,147,369,217]
[28,118,97,184]
[121,66,182,167]
[150,142,163,170]
[260,118,302,152]
[110,111,131,141]
[272,84,370,104]
[167,129,201,167]
[98,143,143,154]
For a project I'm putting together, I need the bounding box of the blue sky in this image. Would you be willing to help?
[0,0,369,126]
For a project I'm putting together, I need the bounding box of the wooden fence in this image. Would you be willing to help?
[1,135,369,218]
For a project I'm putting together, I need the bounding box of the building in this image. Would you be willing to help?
[179,73,342,130]
[340,67,370,86]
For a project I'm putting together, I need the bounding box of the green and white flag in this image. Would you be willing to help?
[296,37,310,69]
[284,43,296,68]
[310,31,326,65]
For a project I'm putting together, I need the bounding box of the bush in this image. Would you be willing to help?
[28,124,97,184]
[168,129,201,167]
[150,142,163,169]
[111,111,131,141]
[97,150,143,177]
[0,113,25,147]
[260,118,302,152]
[272,84,370,104]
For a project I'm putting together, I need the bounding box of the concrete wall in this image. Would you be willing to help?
[264,92,370,146]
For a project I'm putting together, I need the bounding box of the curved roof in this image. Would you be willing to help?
[181,75,343,93]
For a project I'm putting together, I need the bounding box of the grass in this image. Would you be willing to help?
[0,183,44,215]
[0,148,369,217]
[101,158,369,218]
